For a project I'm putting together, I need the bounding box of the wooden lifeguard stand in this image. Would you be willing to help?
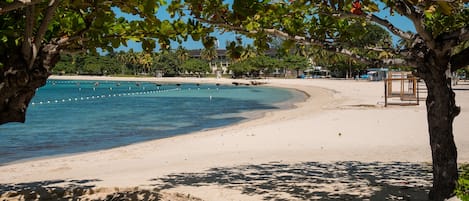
[384,71,420,106]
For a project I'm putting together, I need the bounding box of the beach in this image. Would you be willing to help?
[1,76,469,200]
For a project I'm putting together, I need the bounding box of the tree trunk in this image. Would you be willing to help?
[419,54,459,201]
[0,44,59,124]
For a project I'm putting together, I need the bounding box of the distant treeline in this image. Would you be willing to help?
[53,47,429,78]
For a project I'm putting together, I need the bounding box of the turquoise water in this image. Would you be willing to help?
[0,80,304,165]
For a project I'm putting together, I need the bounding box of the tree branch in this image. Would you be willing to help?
[439,26,469,52]
[196,17,379,65]
[0,0,43,15]
[450,47,469,71]
[22,5,35,67]
[332,11,414,41]
[393,0,435,49]
[29,0,60,69]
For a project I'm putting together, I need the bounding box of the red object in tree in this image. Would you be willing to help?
[351,0,362,15]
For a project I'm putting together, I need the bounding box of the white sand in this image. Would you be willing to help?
[1,76,469,200]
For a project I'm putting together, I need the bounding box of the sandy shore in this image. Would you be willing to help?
[1,75,469,200]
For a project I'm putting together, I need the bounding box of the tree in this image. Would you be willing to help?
[225,40,244,62]
[2,0,469,199]
[154,52,181,77]
[0,0,202,124]
[175,46,190,62]
[283,54,309,77]
[241,44,257,60]
[200,45,218,72]
[181,58,210,76]
[175,0,469,200]
[228,59,257,78]
[135,52,154,75]
[247,55,281,77]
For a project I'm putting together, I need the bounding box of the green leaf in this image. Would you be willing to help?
[144,0,158,15]
[437,2,452,16]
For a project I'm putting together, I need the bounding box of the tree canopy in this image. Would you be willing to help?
[1,0,469,200]
[170,0,469,200]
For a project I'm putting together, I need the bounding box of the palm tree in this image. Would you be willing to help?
[201,46,218,73]
[241,44,257,60]
[121,49,139,75]
[225,41,243,63]
[175,46,189,62]
[137,52,154,74]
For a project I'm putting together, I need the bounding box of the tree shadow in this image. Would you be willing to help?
[0,178,172,201]
[0,179,102,200]
[150,161,433,201]
[0,162,434,200]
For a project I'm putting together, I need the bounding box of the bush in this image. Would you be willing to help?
[457,164,469,201]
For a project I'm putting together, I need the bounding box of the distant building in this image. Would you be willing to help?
[188,49,230,74]
[188,49,279,75]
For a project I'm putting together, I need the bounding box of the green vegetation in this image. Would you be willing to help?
[54,54,124,75]
[181,58,210,77]
[457,164,469,201]
[2,0,469,199]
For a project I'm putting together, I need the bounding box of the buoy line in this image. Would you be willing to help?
[31,87,220,106]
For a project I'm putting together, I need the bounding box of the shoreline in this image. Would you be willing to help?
[2,75,469,200]
[1,76,308,166]
[1,76,336,185]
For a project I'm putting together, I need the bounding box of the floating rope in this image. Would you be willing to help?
[31,84,221,107]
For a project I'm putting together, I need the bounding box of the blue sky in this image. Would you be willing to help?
[113,0,243,52]
[114,0,415,52]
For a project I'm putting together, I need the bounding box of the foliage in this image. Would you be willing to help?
[228,59,257,78]
[181,58,210,76]
[248,55,281,74]
[457,164,469,201]
[226,40,244,62]
[153,52,181,77]
[283,55,309,72]
[53,54,124,75]
[229,54,307,78]
[200,45,218,61]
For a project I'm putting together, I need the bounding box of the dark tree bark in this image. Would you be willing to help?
[417,47,460,201]
[0,44,60,124]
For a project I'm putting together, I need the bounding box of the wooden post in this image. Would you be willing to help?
[384,78,388,107]
[400,78,404,99]
[414,77,420,105]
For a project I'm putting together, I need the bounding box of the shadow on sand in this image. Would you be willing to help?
[0,178,167,201]
[0,179,101,200]
[151,161,433,201]
[0,161,433,200]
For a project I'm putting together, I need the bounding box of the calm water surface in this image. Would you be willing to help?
[0,80,305,165]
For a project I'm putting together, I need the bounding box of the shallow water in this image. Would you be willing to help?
[0,80,304,165]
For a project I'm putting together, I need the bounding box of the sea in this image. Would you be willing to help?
[0,79,305,165]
